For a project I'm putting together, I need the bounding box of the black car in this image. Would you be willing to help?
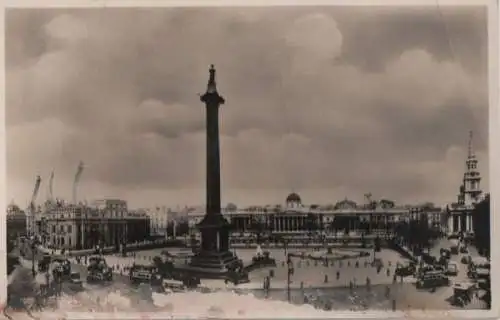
[395,263,416,277]
[129,265,162,285]
[87,256,113,283]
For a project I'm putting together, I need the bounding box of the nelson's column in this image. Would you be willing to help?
[185,65,242,280]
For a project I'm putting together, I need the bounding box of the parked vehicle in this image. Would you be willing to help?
[451,282,476,307]
[416,271,450,289]
[450,240,459,255]
[129,264,162,285]
[440,248,451,260]
[445,262,458,276]
[87,256,113,283]
[395,262,416,277]
[468,267,490,280]
[51,257,72,278]
[251,251,277,268]
[67,272,84,291]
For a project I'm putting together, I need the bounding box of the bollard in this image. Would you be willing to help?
[324,274,328,283]
[336,271,340,280]
[269,269,275,278]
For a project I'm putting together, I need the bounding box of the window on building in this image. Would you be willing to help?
[68,237,71,246]
[52,225,56,233]
[60,225,64,233]
[61,237,65,246]
[68,225,72,233]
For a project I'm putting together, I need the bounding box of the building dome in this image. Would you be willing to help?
[334,198,357,210]
[286,192,301,203]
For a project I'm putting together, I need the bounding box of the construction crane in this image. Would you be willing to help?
[29,175,42,236]
[49,171,54,201]
[72,161,84,204]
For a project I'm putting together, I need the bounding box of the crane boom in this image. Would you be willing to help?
[31,175,42,205]
[28,175,42,236]
[48,171,54,201]
[72,161,84,204]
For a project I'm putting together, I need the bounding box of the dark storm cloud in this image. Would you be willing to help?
[6,6,489,207]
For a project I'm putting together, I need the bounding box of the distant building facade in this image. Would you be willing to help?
[7,203,27,241]
[35,199,150,250]
[184,194,446,236]
[146,206,169,236]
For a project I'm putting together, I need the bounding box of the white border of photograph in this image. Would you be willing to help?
[0,0,497,318]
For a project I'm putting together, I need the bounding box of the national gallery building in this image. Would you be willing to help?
[186,193,446,237]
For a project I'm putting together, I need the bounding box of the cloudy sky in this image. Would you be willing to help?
[6,6,489,209]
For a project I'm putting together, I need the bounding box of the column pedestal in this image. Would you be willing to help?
[177,214,241,280]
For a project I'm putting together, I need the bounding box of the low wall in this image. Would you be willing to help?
[38,239,186,257]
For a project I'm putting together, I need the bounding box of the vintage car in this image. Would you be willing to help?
[129,264,163,285]
[162,278,186,292]
[440,248,451,260]
[87,256,113,283]
[468,266,490,280]
[445,262,459,276]
[395,262,416,277]
[416,270,450,289]
[51,257,72,277]
[251,251,277,268]
[451,282,476,307]
[67,272,84,291]
[38,254,52,272]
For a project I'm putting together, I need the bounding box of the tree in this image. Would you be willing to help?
[473,195,490,256]
[249,216,266,244]
[226,203,238,212]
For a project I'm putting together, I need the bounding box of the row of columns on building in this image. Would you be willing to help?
[447,214,473,234]
[232,215,404,233]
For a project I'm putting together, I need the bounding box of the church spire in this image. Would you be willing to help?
[459,130,482,207]
[468,130,475,159]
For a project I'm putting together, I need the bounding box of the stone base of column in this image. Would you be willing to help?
[175,250,249,284]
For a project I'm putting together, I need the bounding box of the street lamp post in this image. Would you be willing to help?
[30,236,36,277]
[286,253,294,303]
